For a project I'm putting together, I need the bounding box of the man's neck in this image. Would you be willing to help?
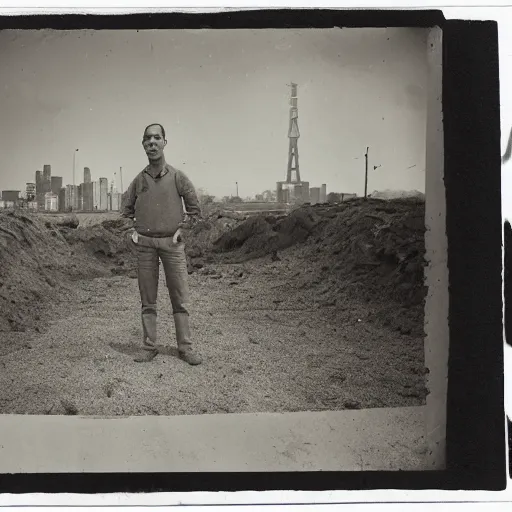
[147,157,167,178]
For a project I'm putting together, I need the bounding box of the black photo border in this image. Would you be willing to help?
[0,8,506,494]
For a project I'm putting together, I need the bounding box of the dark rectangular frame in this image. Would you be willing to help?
[0,9,506,493]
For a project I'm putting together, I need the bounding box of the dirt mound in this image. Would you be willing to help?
[204,198,427,336]
[294,198,426,336]
[0,210,116,333]
[42,214,80,229]
[213,216,273,252]
[180,211,245,270]
[212,207,321,261]
[64,220,131,261]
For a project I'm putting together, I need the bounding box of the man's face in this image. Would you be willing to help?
[142,125,166,161]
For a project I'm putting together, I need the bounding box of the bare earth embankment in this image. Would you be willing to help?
[0,199,427,416]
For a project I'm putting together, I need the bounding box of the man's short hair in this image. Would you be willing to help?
[143,123,166,139]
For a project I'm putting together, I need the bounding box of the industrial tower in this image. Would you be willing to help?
[276,83,310,204]
[286,82,300,183]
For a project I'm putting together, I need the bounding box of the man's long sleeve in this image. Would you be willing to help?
[121,180,137,219]
[176,170,202,217]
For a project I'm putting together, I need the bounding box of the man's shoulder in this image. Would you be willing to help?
[165,164,182,176]
[132,168,149,183]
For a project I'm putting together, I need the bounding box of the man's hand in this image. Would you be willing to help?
[175,215,201,243]
[173,228,182,244]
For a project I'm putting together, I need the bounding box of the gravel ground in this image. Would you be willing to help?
[0,253,426,416]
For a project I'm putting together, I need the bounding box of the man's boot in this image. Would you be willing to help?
[173,312,202,365]
[134,318,158,363]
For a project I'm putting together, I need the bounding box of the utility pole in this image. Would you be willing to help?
[364,147,369,199]
[236,181,239,198]
[119,166,123,194]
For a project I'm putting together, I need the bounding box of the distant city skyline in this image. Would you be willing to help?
[0,161,122,213]
[0,28,428,199]
[1,165,119,192]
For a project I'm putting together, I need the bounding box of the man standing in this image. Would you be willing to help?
[121,123,202,365]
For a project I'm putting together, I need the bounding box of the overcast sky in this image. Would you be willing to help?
[0,27,427,199]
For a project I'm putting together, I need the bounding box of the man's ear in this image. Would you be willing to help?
[164,139,168,146]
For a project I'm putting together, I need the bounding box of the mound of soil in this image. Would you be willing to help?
[295,198,427,337]
[204,198,427,337]
[0,210,116,333]
[180,211,245,271]
[212,207,322,261]
[62,220,134,267]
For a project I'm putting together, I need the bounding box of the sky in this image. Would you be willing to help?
[0,27,428,199]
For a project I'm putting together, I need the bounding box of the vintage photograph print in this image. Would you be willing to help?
[0,11,505,493]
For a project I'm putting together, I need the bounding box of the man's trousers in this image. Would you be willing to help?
[134,233,192,352]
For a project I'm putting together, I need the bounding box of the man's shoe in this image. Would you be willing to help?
[134,348,158,363]
[174,313,202,365]
[179,349,203,366]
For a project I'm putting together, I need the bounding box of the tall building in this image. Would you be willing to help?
[42,164,52,196]
[58,187,66,212]
[35,170,44,209]
[83,182,93,211]
[320,184,327,203]
[77,184,84,211]
[84,167,91,184]
[99,178,108,210]
[51,176,63,195]
[92,181,100,210]
[65,184,78,210]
